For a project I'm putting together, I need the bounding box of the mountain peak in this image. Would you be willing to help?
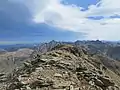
[2,44,120,90]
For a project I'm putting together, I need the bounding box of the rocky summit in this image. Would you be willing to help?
[0,44,120,90]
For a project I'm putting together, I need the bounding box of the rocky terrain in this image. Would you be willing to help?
[0,49,7,54]
[0,48,34,74]
[106,46,120,60]
[1,44,120,90]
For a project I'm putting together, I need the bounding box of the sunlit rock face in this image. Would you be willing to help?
[1,44,120,90]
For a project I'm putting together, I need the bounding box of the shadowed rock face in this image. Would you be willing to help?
[1,44,120,90]
[106,46,120,60]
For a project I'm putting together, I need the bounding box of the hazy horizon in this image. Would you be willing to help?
[0,40,120,45]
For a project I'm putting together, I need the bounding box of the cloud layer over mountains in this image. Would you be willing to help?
[1,0,120,41]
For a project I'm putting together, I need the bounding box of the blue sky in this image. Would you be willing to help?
[0,0,120,44]
[62,0,99,9]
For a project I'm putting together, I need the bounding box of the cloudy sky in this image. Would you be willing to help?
[0,0,120,44]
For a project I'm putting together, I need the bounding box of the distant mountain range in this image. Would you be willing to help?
[1,40,120,60]
[35,40,120,61]
[0,40,120,75]
[0,43,40,52]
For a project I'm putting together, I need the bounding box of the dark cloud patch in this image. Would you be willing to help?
[0,0,38,40]
[0,0,85,42]
[0,0,32,29]
[110,15,120,19]
[0,23,84,42]
[0,0,31,22]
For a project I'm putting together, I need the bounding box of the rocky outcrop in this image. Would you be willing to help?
[1,44,120,90]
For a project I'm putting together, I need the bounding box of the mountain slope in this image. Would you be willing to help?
[0,48,34,74]
[1,44,120,90]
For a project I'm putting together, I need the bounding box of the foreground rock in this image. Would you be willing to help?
[1,45,120,90]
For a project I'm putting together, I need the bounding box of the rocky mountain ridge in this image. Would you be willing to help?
[1,44,120,90]
[36,40,120,60]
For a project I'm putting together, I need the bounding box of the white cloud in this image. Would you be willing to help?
[87,0,120,17]
[11,0,120,40]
